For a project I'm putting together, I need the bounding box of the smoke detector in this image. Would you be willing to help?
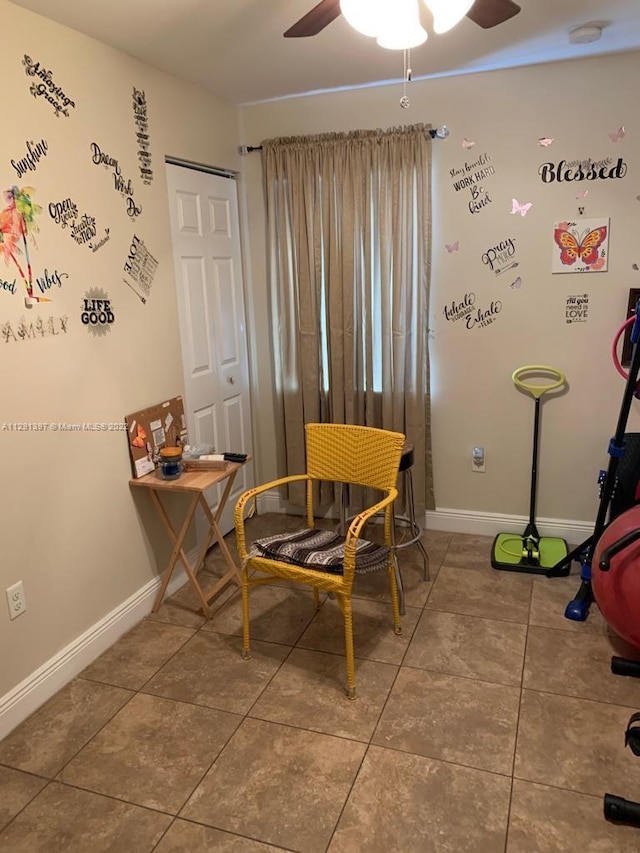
[569,23,604,44]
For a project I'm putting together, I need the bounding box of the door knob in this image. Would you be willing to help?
[227,376,235,384]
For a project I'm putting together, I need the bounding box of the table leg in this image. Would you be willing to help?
[150,490,211,618]
[198,470,243,594]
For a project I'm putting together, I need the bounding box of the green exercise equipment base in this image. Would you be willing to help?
[491,532,570,575]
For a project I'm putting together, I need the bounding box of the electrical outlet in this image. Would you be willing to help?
[6,581,26,620]
[472,446,486,473]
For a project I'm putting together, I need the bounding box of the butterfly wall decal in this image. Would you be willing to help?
[510,276,522,290]
[131,424,147,448]
[538,137,554,147]
[609,126,626,143]
[461,138,475,149]
[576,188,589,200]
[445,241,459,253]
[511,199,533,217]
[553,224,608,267]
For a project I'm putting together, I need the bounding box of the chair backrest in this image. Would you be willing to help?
[304,423,405,491]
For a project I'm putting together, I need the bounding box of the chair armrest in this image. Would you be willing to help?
[234,474,309,559]
[342,486,399,579]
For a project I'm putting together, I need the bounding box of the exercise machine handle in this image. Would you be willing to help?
[604,793,640,826]
[598,528,640,571]
[512,365,566,399]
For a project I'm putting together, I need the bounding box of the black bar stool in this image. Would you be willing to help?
[394,442,430,586]
[339,441,430,615]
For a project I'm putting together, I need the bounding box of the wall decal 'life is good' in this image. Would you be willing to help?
[22,56,75,118]
[449,152,496,215]
[81,287,114,337]
[90,142,142,220]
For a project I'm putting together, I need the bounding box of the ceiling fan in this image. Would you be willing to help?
[284,0,521,39]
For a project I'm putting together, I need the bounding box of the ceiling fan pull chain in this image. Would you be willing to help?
[400,48,411,109]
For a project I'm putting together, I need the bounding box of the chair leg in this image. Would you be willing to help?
[393,557,406,616]
[388,560,403,636]
[341,596,357,699]
[241,571,251,660]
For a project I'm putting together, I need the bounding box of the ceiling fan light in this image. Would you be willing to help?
[340,0,390,38]
[376,26,428,50]
[425,0,475,34]
[376,0,428,49]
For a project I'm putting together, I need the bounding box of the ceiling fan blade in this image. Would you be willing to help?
[466,0,521,29]
[284,0,342,38]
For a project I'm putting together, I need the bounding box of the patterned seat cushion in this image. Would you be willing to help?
[249,528,390,575]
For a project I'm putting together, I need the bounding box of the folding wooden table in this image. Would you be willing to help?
[130,461,247,618]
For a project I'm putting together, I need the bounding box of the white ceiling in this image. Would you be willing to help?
[9,0,640,105]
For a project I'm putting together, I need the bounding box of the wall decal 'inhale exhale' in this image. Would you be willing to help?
[443,292,503,331]
[22,56,75,118]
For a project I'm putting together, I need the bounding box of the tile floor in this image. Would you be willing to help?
[1,518,640,851]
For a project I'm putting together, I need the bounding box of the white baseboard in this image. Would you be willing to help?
[0,558,194,741]
[259,491,593,544]
[426,507,593,544]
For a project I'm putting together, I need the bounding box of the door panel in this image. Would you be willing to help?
[166,163,253,537]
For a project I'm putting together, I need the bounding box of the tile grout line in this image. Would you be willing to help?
[323,549,449,852]
[504,568,535,853]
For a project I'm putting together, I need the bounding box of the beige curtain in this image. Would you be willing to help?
[263,124,435,513]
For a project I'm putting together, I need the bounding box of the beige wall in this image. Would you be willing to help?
[2,0,639,717]
[0,1,240,697]
[240,51,640,526]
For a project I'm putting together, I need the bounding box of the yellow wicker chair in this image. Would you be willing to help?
[234,422,405,699]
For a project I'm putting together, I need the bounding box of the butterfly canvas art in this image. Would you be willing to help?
[552,218,609,274]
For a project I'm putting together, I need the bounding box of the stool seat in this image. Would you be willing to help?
[399,442,414,472]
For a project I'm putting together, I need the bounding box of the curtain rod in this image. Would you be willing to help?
[238,125,449,156]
